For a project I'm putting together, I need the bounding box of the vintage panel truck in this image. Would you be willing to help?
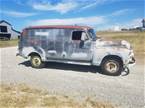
[17,25,135,76]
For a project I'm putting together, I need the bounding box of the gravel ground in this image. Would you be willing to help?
[0,47,145,108]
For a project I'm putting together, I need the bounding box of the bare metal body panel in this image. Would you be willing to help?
[18,27,135,67]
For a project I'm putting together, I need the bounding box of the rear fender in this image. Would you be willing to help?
[22,47,46,61]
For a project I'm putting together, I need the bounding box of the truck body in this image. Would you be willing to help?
[17,25,135,76]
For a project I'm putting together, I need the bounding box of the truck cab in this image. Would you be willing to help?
[17,25,135,76]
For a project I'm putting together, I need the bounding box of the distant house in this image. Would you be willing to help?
[0,20,21,40]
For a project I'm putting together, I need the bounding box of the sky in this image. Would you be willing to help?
[0,0,144,31]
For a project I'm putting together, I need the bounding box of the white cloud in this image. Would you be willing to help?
[124,18,142,28]
[80,2,99,10]
[110,9,133,16]
[101,18,142,30]
[112,18,142,29]
[31,1,78,14]
[30,16,106,26]
[79,0,116,11]
[80,0,108,10]
[13,0,26,6]
[1,10,36,17]
[30,0,117,13]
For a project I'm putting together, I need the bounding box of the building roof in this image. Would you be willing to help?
[0,20,12,26]
[0,20,21,34]
[12,28,21,34]
[25,25,92,30]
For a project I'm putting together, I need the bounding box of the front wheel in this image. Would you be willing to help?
[101,58,123,76]
[30,55,44,68]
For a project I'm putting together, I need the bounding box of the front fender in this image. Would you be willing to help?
[92,47,128,66]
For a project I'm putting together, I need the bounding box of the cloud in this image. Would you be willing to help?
[80,2,99,10]
[80,0,107,10]
[13,0,26,6]
[1,10,36,17]
[101,18,142,30]
[30,0,117,14]
[79,0,116,11]
[29,16,106,26]
[31,1,78,14]
[124,18,142,28]
[110,9,133,16]
[113,18,142,29]
[15,0,117,14]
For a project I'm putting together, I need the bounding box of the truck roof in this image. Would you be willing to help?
[25,25,92,30]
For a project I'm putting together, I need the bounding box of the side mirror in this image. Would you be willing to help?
[81,32,88,41]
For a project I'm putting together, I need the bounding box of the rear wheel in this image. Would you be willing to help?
[101,58,123,76]
[30,55,44,68]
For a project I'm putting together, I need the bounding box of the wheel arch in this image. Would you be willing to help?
[100,55,124,76]
[101,55,123,66]
[28,52,41,58]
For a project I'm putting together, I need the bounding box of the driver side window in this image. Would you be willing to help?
[72,31,88,41]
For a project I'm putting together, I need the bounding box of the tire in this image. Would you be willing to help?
[30,55,44,68]
[101,58,123,76]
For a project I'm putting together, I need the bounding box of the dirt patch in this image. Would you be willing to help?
[0,83,114,108]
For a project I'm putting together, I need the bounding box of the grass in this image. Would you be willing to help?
[97,31,145,56]
[0,39,18,48]
[0,83,114,108]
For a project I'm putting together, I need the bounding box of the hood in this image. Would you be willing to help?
[96,39,131,49]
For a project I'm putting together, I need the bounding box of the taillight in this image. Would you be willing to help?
[22,29,27,36]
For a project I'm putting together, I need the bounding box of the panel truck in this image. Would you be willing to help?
[17,25,135,76]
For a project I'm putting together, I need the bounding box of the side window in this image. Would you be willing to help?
[72,31,82,40]
[72,31,88,41]
[34,29,49,37]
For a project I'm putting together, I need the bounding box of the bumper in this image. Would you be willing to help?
[16,53,20,56]
[125,49,136,66]
[125,56,136,67]
[128,57,135,64]
[128,57,136,67]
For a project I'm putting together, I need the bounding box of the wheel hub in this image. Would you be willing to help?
[105,61,119,73]
[32,57,41,66]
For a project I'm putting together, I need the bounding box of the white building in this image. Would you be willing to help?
[0,20,20,40]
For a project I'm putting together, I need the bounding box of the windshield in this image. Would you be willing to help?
[88,29,97,41]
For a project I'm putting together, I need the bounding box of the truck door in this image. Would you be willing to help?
[70,30,92,61]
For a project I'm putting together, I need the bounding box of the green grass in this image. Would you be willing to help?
[0,39,18,48]
[97,31,145,56]
[0,84,114,108]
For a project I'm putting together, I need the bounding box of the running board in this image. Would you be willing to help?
[46,58,91,66]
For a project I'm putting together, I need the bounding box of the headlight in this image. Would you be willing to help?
[121,40,131,49]
[129,51,134,57]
